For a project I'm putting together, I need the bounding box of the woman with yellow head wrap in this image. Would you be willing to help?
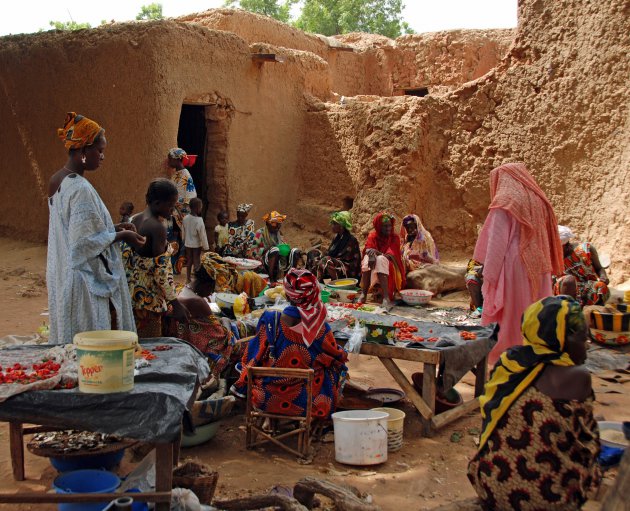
[47,112,145,345]
[306,211,362,282]
[468,295,600,510]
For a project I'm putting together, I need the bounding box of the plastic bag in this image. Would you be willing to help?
[233,292,250,319]
[346,320,365,355]
[171,488,201,511]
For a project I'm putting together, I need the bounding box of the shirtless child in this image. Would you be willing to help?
[123,178,190,337]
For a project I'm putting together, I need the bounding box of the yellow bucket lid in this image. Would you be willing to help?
[73,330,138,348]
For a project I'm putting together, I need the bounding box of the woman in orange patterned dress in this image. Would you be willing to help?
[232,269,348,419]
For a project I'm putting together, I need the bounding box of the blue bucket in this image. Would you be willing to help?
[51,449,126,473]
[53,469,120,511]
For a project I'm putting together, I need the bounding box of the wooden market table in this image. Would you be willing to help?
[359,342,488,435]
[0,338,210,510]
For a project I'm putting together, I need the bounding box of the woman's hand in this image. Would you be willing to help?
[115,222,137,233]
[116,230,146,250]
[366,248,380,269]
[170,300,191,323]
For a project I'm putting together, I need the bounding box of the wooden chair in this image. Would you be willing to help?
[245,367,314,458]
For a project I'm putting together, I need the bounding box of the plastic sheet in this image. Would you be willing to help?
[0,339,210,442]
[330,310,497,391]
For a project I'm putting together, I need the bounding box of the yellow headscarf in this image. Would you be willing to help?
[200,252,265,298]
[262,211,287,225]
[478,296,585,450]
[57,112,103,150]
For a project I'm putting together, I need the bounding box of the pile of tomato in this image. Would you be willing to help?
[152,345,172,352]
[393,321,439,342]
[0,360,61,385]
[460,331,478,340]
[140,350,157,361]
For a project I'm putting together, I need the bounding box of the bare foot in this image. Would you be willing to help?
[354,292,366,304]
[382,298,394,310]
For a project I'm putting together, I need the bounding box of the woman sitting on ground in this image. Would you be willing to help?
[400,214,439,273]
[165,255,243,379]
[468,295,601,510]
[223,203,256,258]
[356,212,406,308]
[252,210,301,283]
[232,269,348,420]
[554,225,610,306]
[307,211,361,282]
[123,179,190,338]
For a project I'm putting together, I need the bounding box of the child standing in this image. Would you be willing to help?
[183,197,209,283]
[122,179,190,337]
[119,201,134,223]
[214,211,229,254]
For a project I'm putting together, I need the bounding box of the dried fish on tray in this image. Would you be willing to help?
[27,429,135,457]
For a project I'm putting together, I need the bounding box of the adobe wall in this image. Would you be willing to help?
[298,0,629,283]
[0,20,329,241]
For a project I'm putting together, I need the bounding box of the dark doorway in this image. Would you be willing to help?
[403,87,429,97]
[177,105,207,212]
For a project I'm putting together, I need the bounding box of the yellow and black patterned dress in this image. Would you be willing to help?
[468,386,600,510]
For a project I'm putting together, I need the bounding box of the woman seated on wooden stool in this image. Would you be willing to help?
[232,269,348,420]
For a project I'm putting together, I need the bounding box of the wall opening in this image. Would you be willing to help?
[403,87,429,97]
[342,196,354,211]
[177,105,208,215]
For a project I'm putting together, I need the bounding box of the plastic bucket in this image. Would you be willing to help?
[53,469,120,511]
[50,448,126,472]
[371,407,406,452]
[331,410,388,465]
[74,330,137,394]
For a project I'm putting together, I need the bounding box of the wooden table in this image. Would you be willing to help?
[359,342,487,435]
[0,339,209,510]
[3,422,176,509]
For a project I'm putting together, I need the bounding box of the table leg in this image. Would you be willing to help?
[155,442,173,511]
[379,358,434,421]
[474,356,488,397]
[422,364,437,436]
[9,422,24,481]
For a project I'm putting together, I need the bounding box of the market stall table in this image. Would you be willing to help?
[0,338,209,510]
[331,309,496,435]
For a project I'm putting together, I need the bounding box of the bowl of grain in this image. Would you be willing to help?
[598,421,629,449]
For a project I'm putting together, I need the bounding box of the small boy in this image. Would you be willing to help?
[183,198,209,283]
[214,211,229,254]
[119,201,134,223]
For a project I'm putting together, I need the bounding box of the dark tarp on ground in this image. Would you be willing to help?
[330,310,497,391]
[0,338,209,443]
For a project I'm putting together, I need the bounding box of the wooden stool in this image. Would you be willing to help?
[245,367,314,458]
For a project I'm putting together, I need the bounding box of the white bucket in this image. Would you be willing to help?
[371,407,406,452]
[331,410,388,465]
[73,330,137,394]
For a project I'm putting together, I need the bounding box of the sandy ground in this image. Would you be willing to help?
[0,237,626,510]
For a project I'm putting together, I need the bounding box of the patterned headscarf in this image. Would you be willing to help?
[558,225,574,245]
[478,295,585,450]
[57,112,103,150]
[401,214,439,262]
[330,211,352,231]
[200,252,239,292]
[168,148,187,160]
[283,269,327,346]
[237,203,253,213]
[262,211,287,225]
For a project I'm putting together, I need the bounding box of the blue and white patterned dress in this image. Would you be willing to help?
[47,174,135,344]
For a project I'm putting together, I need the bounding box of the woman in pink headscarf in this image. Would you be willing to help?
[474,163,563,365]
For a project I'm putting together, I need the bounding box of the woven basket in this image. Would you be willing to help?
[173,461,219,504]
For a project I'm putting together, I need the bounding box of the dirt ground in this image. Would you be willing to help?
[0,237,626,510]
